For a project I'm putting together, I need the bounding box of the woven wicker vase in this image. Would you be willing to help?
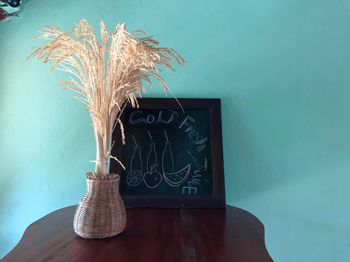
[73,173,126,239]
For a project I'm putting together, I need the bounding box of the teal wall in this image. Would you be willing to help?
[1,0,350,260]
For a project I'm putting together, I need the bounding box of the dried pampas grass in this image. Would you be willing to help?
[30,19,185,177]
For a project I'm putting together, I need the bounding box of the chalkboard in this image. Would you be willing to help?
[110,98,225,208]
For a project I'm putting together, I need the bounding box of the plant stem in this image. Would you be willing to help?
[95,128,108,176]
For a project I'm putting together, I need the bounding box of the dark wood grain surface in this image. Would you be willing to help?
[2,206,273,262]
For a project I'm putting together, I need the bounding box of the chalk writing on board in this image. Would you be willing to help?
[121,108,212,196]
[181,151,208,194]
[129,110,180,125]
[182,186,198,195]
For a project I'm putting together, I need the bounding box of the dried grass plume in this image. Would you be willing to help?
[30,19,185,177]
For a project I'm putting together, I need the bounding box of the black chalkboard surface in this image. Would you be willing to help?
[110,98,225,208]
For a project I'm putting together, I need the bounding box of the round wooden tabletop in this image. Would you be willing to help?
[2,206,273,262]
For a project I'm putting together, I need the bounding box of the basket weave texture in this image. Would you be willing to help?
[73,173,126,238]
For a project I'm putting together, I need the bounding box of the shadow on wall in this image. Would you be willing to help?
[0,38,6,114]
[0,31,16,258]
[0,28,10,250]
[222,96,297,202]
[0,175,15,253]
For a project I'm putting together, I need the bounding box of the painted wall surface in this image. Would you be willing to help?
[1,0,350,260]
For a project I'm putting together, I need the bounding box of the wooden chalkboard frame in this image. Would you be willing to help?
[110,98,225,208]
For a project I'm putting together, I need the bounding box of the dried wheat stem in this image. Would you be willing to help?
[30,19,185,176]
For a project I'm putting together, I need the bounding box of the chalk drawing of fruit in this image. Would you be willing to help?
[143,165,163,189]
[162,130,191,187]
[163,164,191,187]
[127,135,143,187]
[127,170,143,186]
[143,131,162,189]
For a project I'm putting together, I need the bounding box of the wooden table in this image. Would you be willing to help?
[3,206,273,262]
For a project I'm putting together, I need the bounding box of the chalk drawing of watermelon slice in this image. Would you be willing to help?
[162,130,191,187]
